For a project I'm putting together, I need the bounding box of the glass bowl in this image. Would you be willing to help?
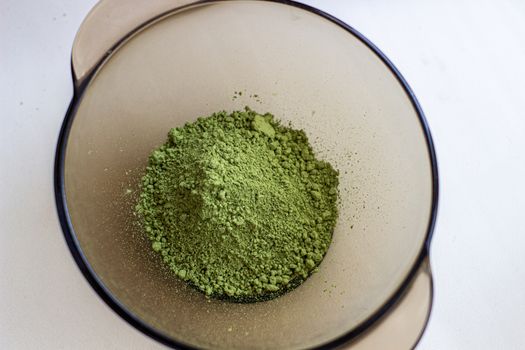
[55,1,438,349]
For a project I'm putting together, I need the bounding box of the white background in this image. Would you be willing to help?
[1,0,524,349]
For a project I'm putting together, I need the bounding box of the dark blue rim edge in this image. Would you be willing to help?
[54,1,439,349]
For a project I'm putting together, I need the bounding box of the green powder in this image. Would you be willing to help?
[136,108,339,302]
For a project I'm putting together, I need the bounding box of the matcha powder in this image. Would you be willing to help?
[136,108,339,302]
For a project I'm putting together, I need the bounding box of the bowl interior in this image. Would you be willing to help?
[62,2,434,349]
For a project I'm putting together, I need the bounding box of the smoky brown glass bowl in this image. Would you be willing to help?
[54,1,438,349]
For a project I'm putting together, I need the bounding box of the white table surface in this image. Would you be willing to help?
[2,0,525,349]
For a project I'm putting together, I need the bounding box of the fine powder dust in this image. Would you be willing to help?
[136,108,339,302]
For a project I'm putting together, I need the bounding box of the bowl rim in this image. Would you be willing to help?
[54,1,439,349]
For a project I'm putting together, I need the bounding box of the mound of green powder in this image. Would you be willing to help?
[136,108,339,302]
